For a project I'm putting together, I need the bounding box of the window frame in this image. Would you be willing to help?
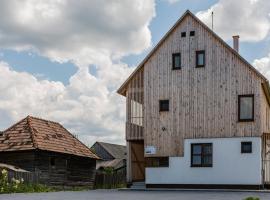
[241,141,252,154]
[191,143,213,167]
[190,31,195,36]
[172,53,181,70]
[238,94,254,122]
[181,32,186,37]
[146,157,169,168]
[196,50,205,68]
[159,100,169,112]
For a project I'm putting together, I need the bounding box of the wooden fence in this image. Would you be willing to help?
[94,169,126,189]
[7,170,39,184]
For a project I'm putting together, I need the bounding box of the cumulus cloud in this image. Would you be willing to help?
[0,0,156,145]
[253,54,270,80]
[196,0,270,42]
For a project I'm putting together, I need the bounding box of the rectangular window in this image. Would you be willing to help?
[172,53,181,69]
[196,50,205,67]
[159,100,169,112]
[190,31,195,36]
[241,142,252,153]
[238,95,254,122]
[181,32,186,37]
[191,143,212,167]
[146,157,169,167]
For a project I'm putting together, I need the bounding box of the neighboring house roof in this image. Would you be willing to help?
[96,158,125,170]
[0,116,99,159]
[94,142,126,159]
[117,10,270,105]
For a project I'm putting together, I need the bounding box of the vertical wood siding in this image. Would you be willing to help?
[143,15,265,157]
[126,68,144,140]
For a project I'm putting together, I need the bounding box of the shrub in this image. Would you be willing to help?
[244,197,260,200]
[0,169,53,194]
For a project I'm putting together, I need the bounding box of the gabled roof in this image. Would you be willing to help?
[94,142,126,159]
[117,10,270,104]
[0,116,99,159]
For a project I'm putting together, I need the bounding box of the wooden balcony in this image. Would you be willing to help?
[126,122,144,141]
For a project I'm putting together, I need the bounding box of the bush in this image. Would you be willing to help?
[0,169,53,194]
[244,197,260,200]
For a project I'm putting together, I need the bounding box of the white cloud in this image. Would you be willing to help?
[196,0,270,42]
[166,0,180,4]
[0,0,156,145]
[253,54,270,80]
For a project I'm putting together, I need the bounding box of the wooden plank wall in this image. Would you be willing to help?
[126,68,144,140]
[261,87,270,134]
[143,15,265,157]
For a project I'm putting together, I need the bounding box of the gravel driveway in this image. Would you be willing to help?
[1,189,270,200]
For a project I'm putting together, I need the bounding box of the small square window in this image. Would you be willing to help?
[196,50,205,68]
[241,142,252,153]
[172,53,181,69]
[146,157,169,167]
[181,32,186,37]
[190,31,195,36]
[159,100,169,112]
[238,95,254,122]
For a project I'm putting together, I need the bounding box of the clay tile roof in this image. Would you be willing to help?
[0,116,99,159]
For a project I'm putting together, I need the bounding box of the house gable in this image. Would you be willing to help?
[141,11,267,157]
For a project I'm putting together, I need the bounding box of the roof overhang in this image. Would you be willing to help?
[262,81,270,106]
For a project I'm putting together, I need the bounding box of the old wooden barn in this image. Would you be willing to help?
[0,116,99,187]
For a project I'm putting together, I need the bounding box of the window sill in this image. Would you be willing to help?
[195,65,205,68]
[238,119,254,122]
[190,165,213,168]
[172,67,182,70]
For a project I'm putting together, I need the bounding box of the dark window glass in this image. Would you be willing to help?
[181,32,186,37]
[238,95,254,121]
[241,142,252,153]
[190,31,195,36]
[146,157,169,167]
[196,50,205,67]
[172,53,181,69]
[191,143,212,167]
[50,157,56,168]
[159,100,169,112]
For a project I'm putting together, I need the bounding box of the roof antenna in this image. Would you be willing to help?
[211,11,214,31]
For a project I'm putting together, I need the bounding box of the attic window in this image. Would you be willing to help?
[190,31,195,36]
[172,53,181,70]
[196,50,205,68]
[181,32,186,37]
[159,100,169,112]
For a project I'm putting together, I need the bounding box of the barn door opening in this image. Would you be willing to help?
[130,140,145,182]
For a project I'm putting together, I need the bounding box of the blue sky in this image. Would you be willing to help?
[0,0,269,145]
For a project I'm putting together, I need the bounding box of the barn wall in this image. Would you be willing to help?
[143,14,264,157]
[35,151,96,187]
[0,151,35,171]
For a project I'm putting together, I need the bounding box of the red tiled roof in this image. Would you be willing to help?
[0,116,99,159]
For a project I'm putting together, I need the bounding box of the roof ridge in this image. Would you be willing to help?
[98,141,125,147]
[57,123,99,159]
[2,116,29,133]
[27,115,60,125]
[97,142,115,158]
[27,116,38,149]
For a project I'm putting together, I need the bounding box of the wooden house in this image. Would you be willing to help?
[117,10,270,189]
[0,116,99,187]
[91,142,126,172]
